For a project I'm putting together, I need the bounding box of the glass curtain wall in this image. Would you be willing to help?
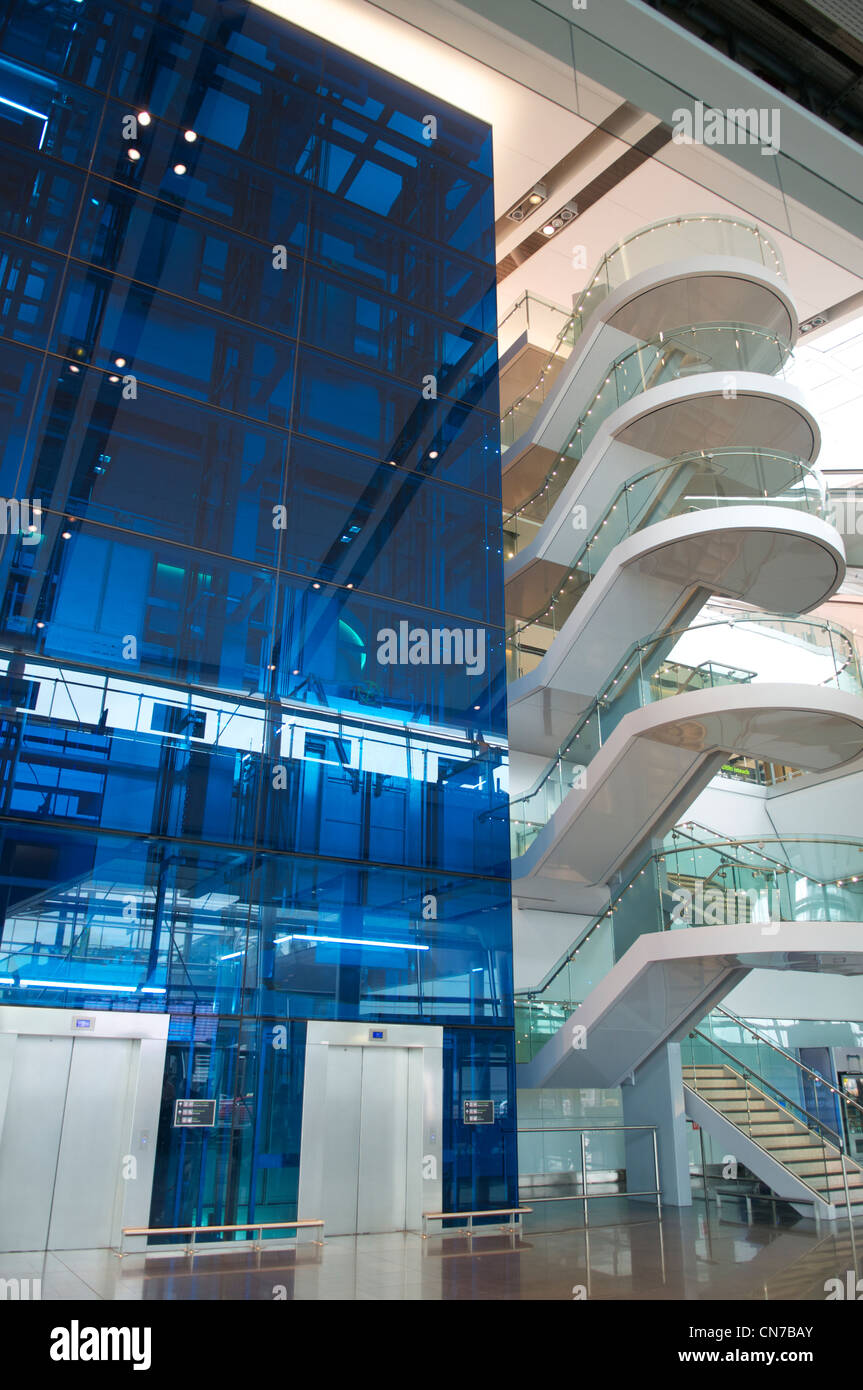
[0,0,515,1231]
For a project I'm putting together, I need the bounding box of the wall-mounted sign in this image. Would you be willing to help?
[173,1098,217,1128]
[463,1099,494,1124]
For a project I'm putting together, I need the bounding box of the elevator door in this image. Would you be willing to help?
[320,1045,410,1236]
[0,1034,134,1252]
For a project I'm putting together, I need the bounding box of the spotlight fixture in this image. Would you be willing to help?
[506,182,547,222]
[138,111,152,126]
[183,129,197,142]
[538,199,579,240]
[800,315,827,334]
[114,356,126,368]
[173,163,187,176]
[61,531,72,540]
[127,148,141,161]
[428,450,439,460]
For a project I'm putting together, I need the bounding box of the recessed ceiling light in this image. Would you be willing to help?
[312,582,321,589]
[36,621,45,629]
[173,163,187,176]
[69,364,80,374]
[346,583,353,589]
[114,356,126,368]
[183,129,197,142]
[109,374,120,383]
[138,112,151,126]
[428,450,439,459]
[61,531,72,540]
[127,148,141,162]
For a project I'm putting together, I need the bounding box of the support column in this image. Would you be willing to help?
[622,1041,691,1206]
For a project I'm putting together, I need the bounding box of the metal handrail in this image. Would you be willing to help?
[689,1028,844,1151]
[516,1123,661,1224]
[500,214,784,435]
[508,611,860,817]
[514,827,863,1007]
[713,1004,863,1125]
[506,320,794,521]
[506,448,827,639]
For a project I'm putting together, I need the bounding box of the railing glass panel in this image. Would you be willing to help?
[505,449,827,657]
[505,321,795,542]
[514,834,863,1063]
[501,214,785,452]
[508,613,862,851]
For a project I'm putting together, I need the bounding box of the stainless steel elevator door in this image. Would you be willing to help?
[319,1045,410,1236]
[0,1035,134,1252]
[356,1045,408,1234]
[48,1037,134,1249]
[0,1035,72,1251]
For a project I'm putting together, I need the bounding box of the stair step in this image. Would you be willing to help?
[746,1122,805,1137]
[809,1172,863,1192]
[712,1098,775,1113]
[785,1159,849,1175]
[763,1150,830,1166]
[689,1079,748,1092]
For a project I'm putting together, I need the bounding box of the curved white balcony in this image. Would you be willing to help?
[519,921,863,1090]
[500,214,794,495]
[513,683,863,897]
[507,507,845,754]
[505,366,820,553]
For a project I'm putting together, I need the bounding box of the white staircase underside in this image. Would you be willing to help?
[507,508,845,754]
[513,684,863,897]
[520,922,863,1091]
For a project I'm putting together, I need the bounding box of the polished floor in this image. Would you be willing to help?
[4,1198,863,1300]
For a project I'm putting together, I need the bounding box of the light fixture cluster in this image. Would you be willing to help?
[126,111,197,175]
[505,183,547,223]
[539,198,579,239]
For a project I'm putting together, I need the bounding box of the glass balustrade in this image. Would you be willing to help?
[508,611,862,856]
[505,321,795,547]
[498,291,576,362]
[500,214,786,453]
[515,832,863,1063]
[505,449,827,652]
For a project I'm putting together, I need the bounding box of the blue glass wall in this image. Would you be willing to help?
[0,0,516,1227]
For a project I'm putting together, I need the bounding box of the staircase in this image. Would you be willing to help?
[684,1057,863,1219]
